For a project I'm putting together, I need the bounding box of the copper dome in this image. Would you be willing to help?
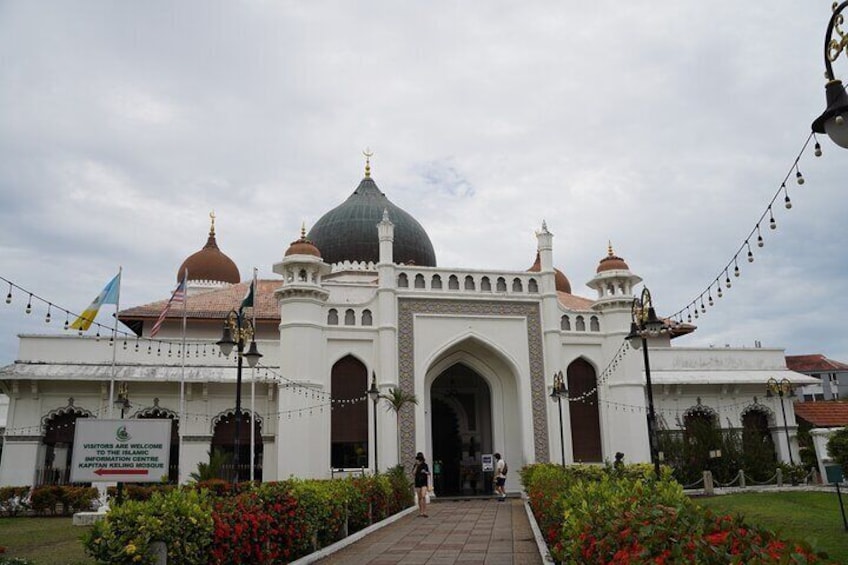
[528,252,572,294]
[596,243,630,273]
[177,217,240,284]
[285,226,322,257]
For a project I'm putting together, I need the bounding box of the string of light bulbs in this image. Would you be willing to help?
[669,131,820,323]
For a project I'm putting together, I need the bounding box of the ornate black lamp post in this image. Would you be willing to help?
[367,372,380,473]
[812,1,848,148]
[766,377,796,468]
[113,382,131,503]
[625,287,665,479]
[216,310,262,483]
[549,370,568,467]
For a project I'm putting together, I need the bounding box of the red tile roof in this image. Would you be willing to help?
[794,401,848,428]
[785,354,848,373]
[120,280,282,322]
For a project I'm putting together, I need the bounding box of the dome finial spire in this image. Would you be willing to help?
[363,147,374,178]
[301,221,307,239]
[209,211,216,237]
[608,240,614,257]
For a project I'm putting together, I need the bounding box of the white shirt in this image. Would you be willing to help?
[495,458,505,479]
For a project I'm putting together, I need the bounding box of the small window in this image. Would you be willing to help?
[448,275,459,290]
[328,309,339,325]
[576,315,586,331]
[414,274,425,289]
[398,273,409,288]
[298,268,308,282]
[431,275,442,289]
[561,315,571,331]
[464,276,475,290]
[528,279,539,293]
[362,310,373,326]
[496,277,507,292]
[345,309,356,326]
[481,277,491,291]
[590,316,600,332]
[512,278,523,292]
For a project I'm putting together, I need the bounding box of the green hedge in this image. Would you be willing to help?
[521,463,833,564]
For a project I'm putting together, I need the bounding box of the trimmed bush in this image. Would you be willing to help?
[0,486,30,517]
[29,485,98,515]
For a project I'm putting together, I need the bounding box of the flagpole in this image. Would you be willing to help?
[108,267,122,418]
[250,267,257,482]
[179,269,188,484]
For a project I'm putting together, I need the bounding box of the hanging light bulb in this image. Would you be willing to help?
[708,293,714,306]
[725,271,732,288]
[815,141,822,157]
[45,304,51,324]
[108,335,114,346]
[756,225,764,248]
[700,298,706,313]
[783,183,792,209]
[25,294,32,314]
[64,315,69,330]
[5,283,11,304]
[769,207,777,230]
[734,263,740,277]
[717,285,723,298]
[687,310,692,323]
[95,329,101,341]
[746,241,754,263]
[135,341,139,352]
[694,308,699,319]
[122,340,127,350]
[796,167,805,185]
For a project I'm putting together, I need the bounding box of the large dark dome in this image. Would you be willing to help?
[307,176,437,267]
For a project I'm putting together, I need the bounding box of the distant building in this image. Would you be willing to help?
[786,354,848,401]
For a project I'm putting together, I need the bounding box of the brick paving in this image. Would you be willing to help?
[314,498,543,565]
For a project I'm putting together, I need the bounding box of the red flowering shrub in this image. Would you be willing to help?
[522,463,835,564]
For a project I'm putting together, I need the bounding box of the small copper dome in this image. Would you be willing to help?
[177,215,240,284]
[285,225,322,257]
[528,252,572,294]
[596,242,630,273]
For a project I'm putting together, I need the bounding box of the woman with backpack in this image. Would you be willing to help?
[494,452,507,501]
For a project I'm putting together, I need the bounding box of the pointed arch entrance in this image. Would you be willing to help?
[431,363,493,496]
[567,358,603,463]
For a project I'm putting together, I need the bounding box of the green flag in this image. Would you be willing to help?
[239,280,254,313]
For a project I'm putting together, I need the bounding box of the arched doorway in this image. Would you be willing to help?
[212,411,263,482]
[430,364,493,496]
[741,406,777,482]
[41,406,90,485]
[567,358,602,463]
[330,356,368,469]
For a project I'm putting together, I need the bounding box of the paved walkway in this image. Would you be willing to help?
[314,497,544,565]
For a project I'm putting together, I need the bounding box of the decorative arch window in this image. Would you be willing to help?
[40,405,91,485]
[512,278,523,292]
[464,276,475,290]
[331,356,368,468]
[431,275,443,289]
[298,268,308,282]
[361,309,373,326]
[740,404,777,479]
[528,278,539,293]
[561,315,571,331]
[327,309,339,325]
[481,277,492,291]
[414,274,426,289]
[397,273,409,288]
[575,315,586,331]
[448,275,459,290]
[496,277,507,292]
[344,309,356,326]
[212,410,263,482]
[606,284,615,296]
[590,316,600,332]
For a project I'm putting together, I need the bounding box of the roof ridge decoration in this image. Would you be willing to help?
[363,147,373,178]
[210,211,216,238]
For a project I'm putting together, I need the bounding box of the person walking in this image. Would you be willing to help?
[494,452,507,501]
[413,452,431,517]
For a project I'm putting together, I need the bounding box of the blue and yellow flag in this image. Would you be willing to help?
[70,273,121,331]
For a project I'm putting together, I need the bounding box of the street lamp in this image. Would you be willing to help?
[625,287,664,479]
[216,309,262,483]
[812,1,848,148]
[766,377,796,468]
[367,372,380,474]
[113,382,131,503]
[549,370,568,467]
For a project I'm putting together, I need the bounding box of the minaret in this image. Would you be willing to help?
[586,242,642,311]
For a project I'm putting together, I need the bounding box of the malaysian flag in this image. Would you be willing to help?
[150,275,187,337]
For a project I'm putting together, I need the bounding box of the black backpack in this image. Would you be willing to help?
[502,461,508,475]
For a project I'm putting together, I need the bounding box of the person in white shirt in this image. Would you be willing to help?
[494,452,506,501]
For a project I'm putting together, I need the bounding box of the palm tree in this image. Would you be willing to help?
[381,387,418,467]
[189,448,232,482]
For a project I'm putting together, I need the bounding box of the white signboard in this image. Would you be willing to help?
[70,419,171,483]
[481,454,494,472]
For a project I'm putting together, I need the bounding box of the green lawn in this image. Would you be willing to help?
[695,491,848,562]
[0,517,94,565]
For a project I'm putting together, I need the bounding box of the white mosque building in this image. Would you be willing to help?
[0,162,814,490]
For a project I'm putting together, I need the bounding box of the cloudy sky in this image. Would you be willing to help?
[1,1,846,365]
